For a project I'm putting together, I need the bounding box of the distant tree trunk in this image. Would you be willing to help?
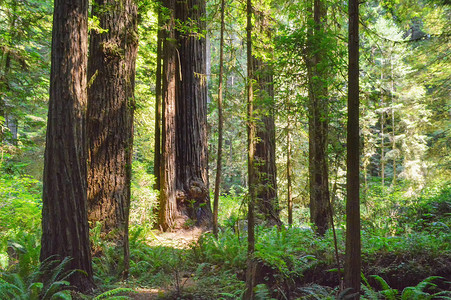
[253,62,280,226]
[0,2,17,145]
[87,0,138,278]
[380,62,385,187]
[344,0,361,296]
[213,0,226,237]
[159,0,178,231]
[245,0,256,297]
[287,114,293,226]
[390,51,397,187]
[154,4,163,191]
[40,0,94,291]
[307,0,330,235]
[174,0,212,226]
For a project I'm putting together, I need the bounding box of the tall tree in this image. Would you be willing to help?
[245,0,256,297]
[40,0,94,291]
[154,2,163,191]
[344,0,361,296]
[252,6,280,226]
[306,0,331,235]
[159,0,212,230]
[174,0,212,226]
[86,0,139,278]
[213,0,226,237]
[159,0,178,231]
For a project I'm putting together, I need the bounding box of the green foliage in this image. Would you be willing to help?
[0,173,41,273]
[0,256,76,300]
[93,287,135,300]
[130,161,158,227]
[362,275,451,300]
[0,174,41,233]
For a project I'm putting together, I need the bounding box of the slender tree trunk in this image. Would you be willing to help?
[87,0,138,278]
[154,4,163,191]
[344,0,361,296]
[245,0,256,297]
[174,0,212,226]
[307,0,330,235]
[0,2,17,144]
[213,0,226,238]
[390,50,397,186]
[287,120,293,226]
[380,56,385,187]
[159,0,178,231]
[40,0,94,291]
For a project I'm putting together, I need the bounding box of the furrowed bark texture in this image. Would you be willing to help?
[307,0,330,235]
[87,0,138,277]
[174,0,212,226]
[40,0,94,291]
[159,0,177,231]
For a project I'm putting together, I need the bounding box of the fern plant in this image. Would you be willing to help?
[363,275,451,300]
[93,287,135,299]
[0,256,80,299]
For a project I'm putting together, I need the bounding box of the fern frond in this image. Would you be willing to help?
[93,287,135,300]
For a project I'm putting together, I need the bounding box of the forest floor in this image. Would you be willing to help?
[129,227,204,299]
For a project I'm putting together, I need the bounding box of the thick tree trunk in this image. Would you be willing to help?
[213,0,226,237]
[174,0,212,226]
[159,0,178,231]
[345,0,361,296]
[40,0,94,291]
[307,0,330,235]
[87,0,138,278]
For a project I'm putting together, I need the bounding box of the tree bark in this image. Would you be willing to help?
[154,4,163,191]
[87,0,138,278]
[40,0,94,291]
[213,0,226,237]
[253,58,280,226]
[344,0,361,296]
[307,0,330,235]
[380,59,385,187]
[287,117,293,226]
[245,0,256,297]
[174,0,212,226]
[159,0,178,231]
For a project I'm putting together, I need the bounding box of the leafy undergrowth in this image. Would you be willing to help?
[79,222,449,300]
[1,175,450,299]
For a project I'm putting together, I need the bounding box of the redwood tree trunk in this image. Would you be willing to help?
[253,60,280,226]
[174,0,212,226]
[307,0,330,235]
[159,0,178,231]
[40,0,94,291]
[87,0,138,277]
